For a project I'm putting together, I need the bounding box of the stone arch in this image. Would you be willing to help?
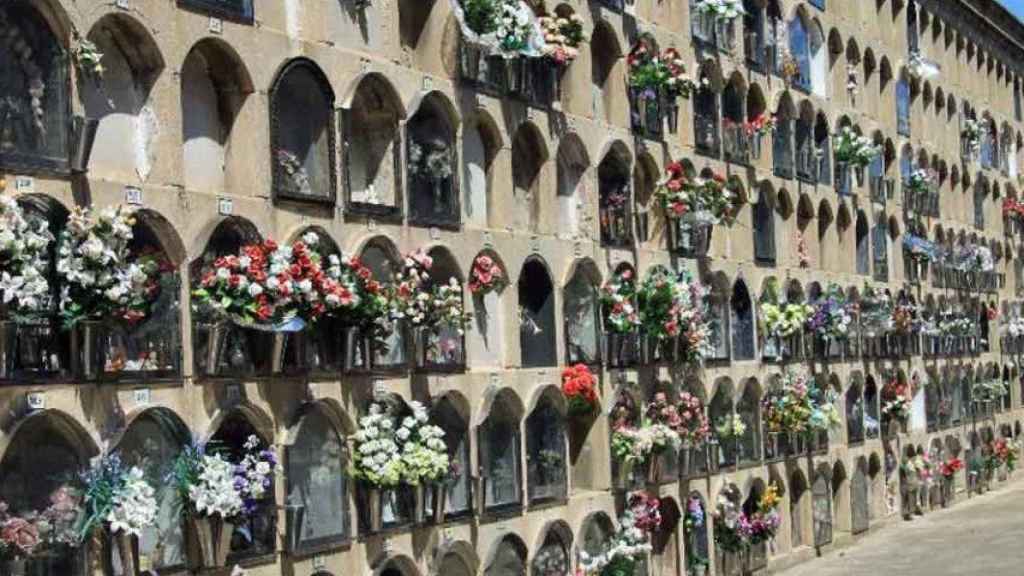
[512,121,550,233]
[556,132,591,239]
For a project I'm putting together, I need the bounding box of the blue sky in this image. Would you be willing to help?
[999,0,1024,23]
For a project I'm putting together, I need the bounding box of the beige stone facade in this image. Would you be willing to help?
[2,0,1024,575]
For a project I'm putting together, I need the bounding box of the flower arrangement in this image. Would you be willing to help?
[881,377,912,422]
[1003,197,1024,221]
[323,249,390,328]
[972,379,1008,404]
[561,364,600,416]
[636,267,711,349]
[892,297,919,334]
[601,268,640,334]
[276,150,312,196]
[761,369,811,435]
[655,167,739,226]
[962,118,986,154]
[610,394,682,465]
[72,34,105,79]
[805,284,854,340]
[495,0,537,53]
[57,205,169,329]
[538,13,584,65]
[171,436,278,521]
[693,0,745,20]
[0,490,80,563]
[761,301,813,339]
[743,113,776,137]
[907,169,932,194]
[662,48,698,100]
[1003,316,1024,338]
[0,192,53,318]
[859,285,894,337]
[193,234,342,327]
[846,63,858,95]
[352,401,449,488]
[903,235,938,263]
[989,438,1018,472]
[388,250,471,333]
[833,127,880,167]
[578,493,661,576]
[676,391,711,446]
[468,253,505,295]
[939,457,963,479]
[952,244,994,273]
[713,483,781,554]
[408,140,453,182]
[780,51,800,84]
[398,402,450,486]
[795,231,810,268]
[627,40,666,100]
[714,414,746,439]
[77,454,157,540]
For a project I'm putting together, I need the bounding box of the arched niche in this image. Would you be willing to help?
[730,279,756,360]
[532,521,572,576]
[590,22,624,127]
[408,92,460,227]
[181,38,253,194]
[0,2,71,172]
[341,73,404,213]
[478,388,524,512]
[526,387,568,504]
[736,378,762,463]
[467,248,507,368]
[420,246,466,369]
[556,133,590,239]
[285,402,350,550]
[653,497,682,575]
[519,257,557,368]
[270,58,336,204]
[189,217,271,377]
[633,151,659,244]
[511,121,549,233]
[789,469,810,548]
[115,408,190,571]
[563,259,602,366]
[431,392,472,517]
[358,236,407,369]
[484,534,528,576]
[462,111,501,228]
[597,141,632,247]
[81,14,165,181]
[0,410,98,575]
[209,410,276,559]
[3,195,68,381]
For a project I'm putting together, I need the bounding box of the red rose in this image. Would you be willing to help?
[2,518,39,555]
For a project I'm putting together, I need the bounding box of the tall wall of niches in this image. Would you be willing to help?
[2,0,1024,575]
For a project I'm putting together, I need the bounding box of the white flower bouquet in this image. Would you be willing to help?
[78,455,158,539]
[352,402,405,488]
[714,414,747,439]
[56,205,168,329]
[833,126,880,167]
[171,437,280,519]
[398,401,450,486]
[0,193,54,318]
[693,0,745,20]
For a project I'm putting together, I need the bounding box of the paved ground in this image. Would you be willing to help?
[777,479,1024,575]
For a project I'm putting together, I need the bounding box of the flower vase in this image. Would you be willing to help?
[666,101,679,134]
[680,441,692,476]
[188,515,234,569]
[111,531,140,576]
[0,320,15,379]
[646,455,661,485]
[4,559,26,576]
[368,487,383,532]
[630,87,647,132]
[413,484,426,524]
[197,321,228,377]
[460,42,482,81]
[432,484,448,524]
[639,336,653,365]
[342,326,362,371]
[412,327,427,368]
[75,319,105,380]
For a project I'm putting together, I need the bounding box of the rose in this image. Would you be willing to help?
[1,517,39,555]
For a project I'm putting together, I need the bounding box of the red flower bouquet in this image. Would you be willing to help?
[468,253,505,295]
[562,364,599,416]
[193,235,343,326]
[939,457,963,479]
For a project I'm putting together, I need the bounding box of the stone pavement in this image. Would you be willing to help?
[776,479,1024,575]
